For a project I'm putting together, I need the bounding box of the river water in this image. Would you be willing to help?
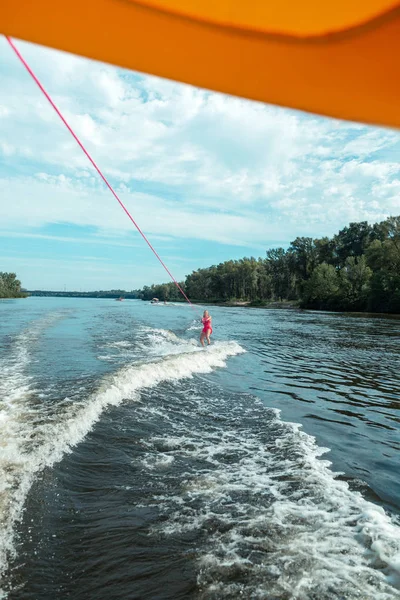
[0,297,399,599]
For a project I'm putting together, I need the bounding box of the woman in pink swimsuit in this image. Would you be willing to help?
[200,310,212,346]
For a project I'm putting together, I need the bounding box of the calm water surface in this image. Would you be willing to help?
[0,297,399,599]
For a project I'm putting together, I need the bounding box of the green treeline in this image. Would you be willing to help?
[139,216,400,314]
[0,272,27,298]
[28,289,140,299]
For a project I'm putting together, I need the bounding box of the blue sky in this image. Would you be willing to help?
[0,38,399,291]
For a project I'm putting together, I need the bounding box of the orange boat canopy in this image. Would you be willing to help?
[2,0,400,128]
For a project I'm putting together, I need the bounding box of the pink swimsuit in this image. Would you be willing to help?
[202,317,212,334]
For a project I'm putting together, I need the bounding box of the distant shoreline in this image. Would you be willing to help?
[151,299,400,317]
[201,301,400,318]
[195,300,299,310]
[14,294,399,317]
[25,291,140,299]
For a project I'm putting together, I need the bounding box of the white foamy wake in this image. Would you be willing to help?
[106,341,132,348]
[124,377,400,599]
[0,327,245,594]
[98,328,201,363]
[137,327,200,357]
[187,318,202,331]
[144,396,400,599]
[0,313,68,596]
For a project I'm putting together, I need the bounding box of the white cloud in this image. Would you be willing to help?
[340,130,398,157]
[0,175,282,247]
[340,160,400,179]
[0,36,399,254]
[0,230,143,248]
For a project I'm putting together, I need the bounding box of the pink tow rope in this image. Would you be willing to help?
[6,36,193,307]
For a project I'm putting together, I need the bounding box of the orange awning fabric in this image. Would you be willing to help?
[2,1,400,128]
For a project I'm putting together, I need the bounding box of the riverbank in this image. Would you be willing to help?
[204,299,299,309]
[150,298,299,309]
[155,298,400,317]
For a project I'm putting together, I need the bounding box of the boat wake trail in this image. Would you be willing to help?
[0,323,244,595]
[134,384,400,599]
[0,312,68,593]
